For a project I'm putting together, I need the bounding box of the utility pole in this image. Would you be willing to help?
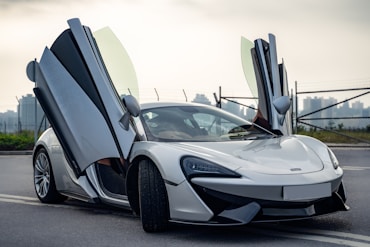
[295,81,298,133]
[16,97,21,133]
[34,96,37,143]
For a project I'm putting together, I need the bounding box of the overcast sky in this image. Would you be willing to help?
[1,0,369,112]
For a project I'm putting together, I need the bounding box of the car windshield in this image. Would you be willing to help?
[140,105,272,142]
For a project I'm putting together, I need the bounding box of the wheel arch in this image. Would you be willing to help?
[126,155,160,215]
[32,143,49,164]
[32,142,67,203]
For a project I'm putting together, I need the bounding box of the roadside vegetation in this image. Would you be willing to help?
[0,131,34,151]
[0,125,369,151]
[296,124,370,144]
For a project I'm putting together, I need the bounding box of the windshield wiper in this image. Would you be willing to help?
[250,122,278,138]
[223,131,272,141]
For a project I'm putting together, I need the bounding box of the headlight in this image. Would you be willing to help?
[328,148,339,169]
[181,156,241,180]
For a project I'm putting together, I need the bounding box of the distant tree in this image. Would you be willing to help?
[327,120,335,130]
[337,123,344,130]
[296,125,306,132]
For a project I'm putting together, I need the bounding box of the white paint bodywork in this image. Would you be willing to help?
[35,109,344,223]
[29,18,347,226]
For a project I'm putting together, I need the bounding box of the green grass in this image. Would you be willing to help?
[297,129,370,144]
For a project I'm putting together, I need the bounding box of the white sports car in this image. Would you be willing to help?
[27,18,348,232]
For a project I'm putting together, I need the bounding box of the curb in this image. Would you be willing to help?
[326,143,370,149]
[0,150,33,155]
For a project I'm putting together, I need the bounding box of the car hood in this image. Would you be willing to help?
[173,135,324,175]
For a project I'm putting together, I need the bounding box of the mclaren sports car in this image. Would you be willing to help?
[26,18,348,232]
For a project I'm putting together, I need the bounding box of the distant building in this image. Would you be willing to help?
[18,94,47,132]
[246,105,257,122]
[300,96,369,129]
[192,94,212,105]
[352,101,364,110]
[302,96,324,127]
[222,100,241,117]
[322,97,337,128]
[0,110,17,133]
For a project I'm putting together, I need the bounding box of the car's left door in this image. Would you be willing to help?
[241,34,292,135]
[26,18,137,176]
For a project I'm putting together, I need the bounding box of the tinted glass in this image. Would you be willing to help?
[141,105,270,142]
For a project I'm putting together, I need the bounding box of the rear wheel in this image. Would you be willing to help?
[138,159,169,232]
[33,148,67,203]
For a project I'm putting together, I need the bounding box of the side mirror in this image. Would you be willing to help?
[273,96,291,125]
[123,95,140,117]
[26,60,38,83]
[273,96,290,115]
[119,95,141,130]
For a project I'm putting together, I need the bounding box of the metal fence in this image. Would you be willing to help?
[214,84,370,144]
[294,82,370,144]
[2,85,369,145]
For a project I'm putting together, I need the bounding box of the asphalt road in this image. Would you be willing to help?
[0,148,369,247]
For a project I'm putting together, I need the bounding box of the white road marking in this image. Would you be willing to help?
[1,193,370,246]
[257,224,370,246]
[250,227,370,247]
[295,228,370,243]
[0,193,76,209]
[342,166,370,171]
[0,193,39,201]
[0,197,42,206]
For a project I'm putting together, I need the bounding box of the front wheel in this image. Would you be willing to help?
[138,159,169,232]
[33,148,67,203]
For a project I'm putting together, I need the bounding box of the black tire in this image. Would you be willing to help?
[139,159,169,232]
[33,148,67,203]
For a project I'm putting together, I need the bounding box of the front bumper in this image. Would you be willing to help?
[167,175,348,226]
[187,180,348,225]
